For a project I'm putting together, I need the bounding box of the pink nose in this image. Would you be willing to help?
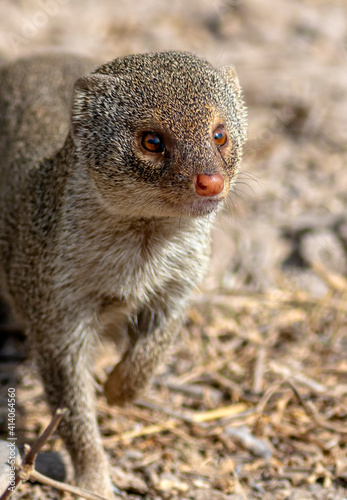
[195,173,224,197]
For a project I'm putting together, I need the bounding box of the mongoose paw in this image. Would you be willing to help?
[104,360,144,406]
[76,473,115,499]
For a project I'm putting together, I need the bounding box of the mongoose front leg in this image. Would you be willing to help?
[34,323,114,498]
[105,307,181,406]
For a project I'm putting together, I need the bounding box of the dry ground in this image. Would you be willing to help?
[0,0,346,499]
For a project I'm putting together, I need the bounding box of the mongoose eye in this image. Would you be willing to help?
[213,125,227,147]
[141,132,165,153]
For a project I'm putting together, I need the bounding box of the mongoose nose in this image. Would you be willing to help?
[195,173,224,197]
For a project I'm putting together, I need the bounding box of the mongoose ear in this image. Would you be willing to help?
[218,65,241,93]
[218,65,247,142]
[71,74,118,141]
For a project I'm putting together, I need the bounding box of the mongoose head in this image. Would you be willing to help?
[71,51,247,218]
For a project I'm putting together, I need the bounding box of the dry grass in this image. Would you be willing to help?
[3,262,345,499]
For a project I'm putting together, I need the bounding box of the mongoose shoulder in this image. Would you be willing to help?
[0,50,246,498]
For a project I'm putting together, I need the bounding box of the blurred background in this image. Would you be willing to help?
[1,2,347,499]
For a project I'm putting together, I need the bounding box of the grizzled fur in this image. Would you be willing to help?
[0,51,246,497]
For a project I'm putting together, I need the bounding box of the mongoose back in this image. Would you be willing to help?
[0,51,246,497]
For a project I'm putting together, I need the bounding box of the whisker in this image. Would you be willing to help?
[233,186,254,200]
[234,180,256,196]
[237,172,263,187]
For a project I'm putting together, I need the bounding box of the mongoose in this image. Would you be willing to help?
[0,51,246,497]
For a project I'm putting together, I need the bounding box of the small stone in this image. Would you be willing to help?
[225,425,272,459]
[300,229,347,274]
[35,451,66,482]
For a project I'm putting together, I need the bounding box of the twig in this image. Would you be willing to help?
[312,260,347,293]
[152,380,223,404]
[192,290,347,312]
[29,469,116,500]
[103,419,178,444]
[256,377,347,435]
[0,408,116,500]
[204,371,243,398]
[256,381,285,415]
[0,408,66,500]
[253,346,266,394]
[288,381,347,434]
[269,361,327,393]
[103,403,248,444]
[191,403,248,423]
[135,399,200,424]
[23,408,67,472]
